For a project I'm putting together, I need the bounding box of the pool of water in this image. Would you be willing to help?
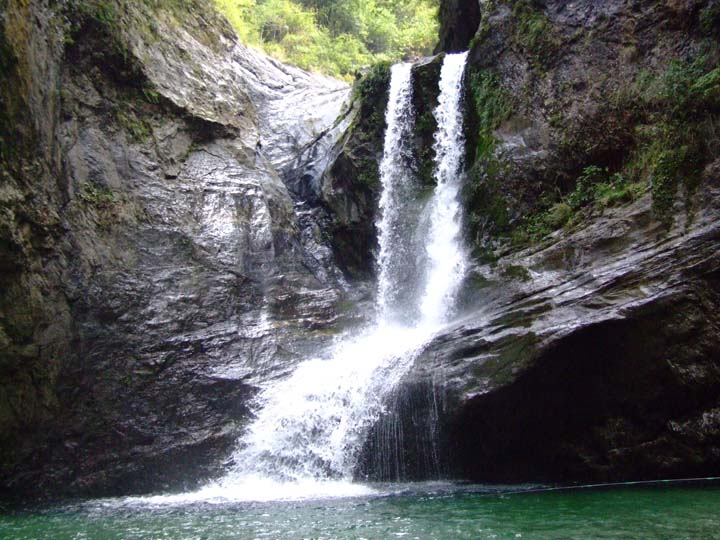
[2,481,720,540]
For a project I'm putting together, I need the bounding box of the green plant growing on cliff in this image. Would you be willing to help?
[355,61,391,101]
[80,183,116,208]
[116,109,152,141]
[467,70,512,162]
[70,0,131,59]
[509,167,644,247]
[462,67,514,246]
[619,53,719,224]
[510,0,560,70]
[352,61,391,145]
[650,146,704,223]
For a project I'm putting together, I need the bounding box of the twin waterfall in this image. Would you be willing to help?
[167,52,469,502]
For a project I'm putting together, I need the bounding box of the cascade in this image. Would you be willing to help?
[160,52,470,502]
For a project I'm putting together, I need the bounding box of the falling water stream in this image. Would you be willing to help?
[138,52,471,504]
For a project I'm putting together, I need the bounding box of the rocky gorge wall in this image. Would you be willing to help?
[0,0,365,499]
[2,0,720,500]
[361,0,720,484]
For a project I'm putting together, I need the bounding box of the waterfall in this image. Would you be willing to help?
[162,52,470,503]
[420,52,469,326]
[376,63,418,323]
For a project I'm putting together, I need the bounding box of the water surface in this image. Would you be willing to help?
[3,482,719,540]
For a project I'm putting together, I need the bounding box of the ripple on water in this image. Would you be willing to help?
[2,482,720,540]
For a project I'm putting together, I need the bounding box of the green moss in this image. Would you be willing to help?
[510,0,560,70]
[355,61,391,102]
[80,182,115,208]
[462,67,515,246]
[415,110,435,137]
[650,145,704,224]
[356,158,380,189]
[70,0,130,59]
[621,54,715,223]
[700,1,720,35]
[466,69,512,163]
[501,264,531,282]
[116,109,152,141]
[464,164,511,241]
[470,332,539,388]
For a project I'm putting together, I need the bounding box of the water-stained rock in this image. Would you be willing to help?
[0,0,355,500]
[360,0,720,484]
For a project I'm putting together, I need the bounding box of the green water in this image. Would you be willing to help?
[2,483,720,540]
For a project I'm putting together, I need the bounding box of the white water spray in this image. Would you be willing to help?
[151,53,470,503]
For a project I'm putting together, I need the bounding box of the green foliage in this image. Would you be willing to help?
[79,182,115,208]
[353,61,391,145]
[653,56,720,117]
[355,60,391,99]
[356,158,380,188]
[415,111,435,137]
[462,67,514,245]
[116,109,152,141]
[214,0,438,79]
[619,53,718,224]
[650,145,704,223]
[700,2,720,36]
[545,202,572,229]
[562,166,641,212]
[510,0,560,70]
[510,167,644,247]
[467,70,512,162]
[142,86,160,104]
[566,165,605,209]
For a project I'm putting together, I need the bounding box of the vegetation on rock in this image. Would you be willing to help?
[460,0,720,254]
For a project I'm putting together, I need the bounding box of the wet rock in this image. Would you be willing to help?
[0,0,355,500]
[319,64,391,279]
[435,0,481,54]
[364,0,720,484]
[364,176,720,483]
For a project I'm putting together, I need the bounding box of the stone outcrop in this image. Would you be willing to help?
[359,0,720,484]
[0,0,356,499]
[435,0,481,54]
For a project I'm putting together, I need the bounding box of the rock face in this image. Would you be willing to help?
[435,0,481,54]
[359,0,720,484]
[2,0,720,499]
[0,0,356,499]
[384,180,720,483]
